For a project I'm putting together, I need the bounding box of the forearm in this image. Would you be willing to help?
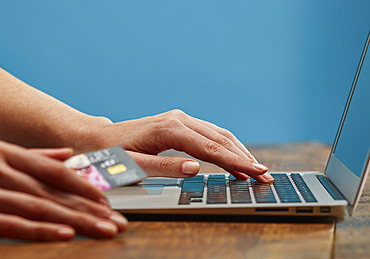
[0,68,112,153]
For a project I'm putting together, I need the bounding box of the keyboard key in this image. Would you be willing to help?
[252,180,277,203]
[178,193,191,205]
[182,176,204,185]
[179,175,205,205]
[207,175,227,204]
[182,182,204,192]
[271,174,301,203]
[230,184,252,203]
[229,175,237,181]
[180,173,317,206]
[290,173,317,202]
[208,175,226,180]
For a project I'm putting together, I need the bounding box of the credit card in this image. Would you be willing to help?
[64,146,147,191]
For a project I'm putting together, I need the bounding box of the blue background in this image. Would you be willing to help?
[1,1,369,145]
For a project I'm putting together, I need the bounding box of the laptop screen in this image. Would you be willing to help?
[326,31,370,211]
[334,41,370,178]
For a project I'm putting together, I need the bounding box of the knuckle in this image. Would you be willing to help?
[160,117,183,131]
[205,142,224,157]
[82,202,111,218]
[39,185,68,203]
[34,225,48,240]
[96,116,113,124]
[71,214,88,229]
[30,199,50,218]
[50,164,71,181]
[168,109,187,118]
[155,110,188,133]
[159,158,174,177]
[219,128,234,140]
[228,155,240,169]
[216,135,233,148]
[32,184,54,199]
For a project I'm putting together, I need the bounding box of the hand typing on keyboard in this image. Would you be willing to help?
[96,110,273,183]
[0,68,272,183]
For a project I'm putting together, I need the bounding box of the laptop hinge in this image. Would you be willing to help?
[318,176,346,201]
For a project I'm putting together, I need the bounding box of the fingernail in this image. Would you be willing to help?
[262,173,274,182]
[109,214,128,232]
[57,228,75,240]
[96,221,118,236]
[182,161,200,175]
[253,163,268,172]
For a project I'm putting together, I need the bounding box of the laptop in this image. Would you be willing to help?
[106,31,370,217]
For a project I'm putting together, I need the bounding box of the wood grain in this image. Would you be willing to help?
[0,221,334,259]
[334,176,370,258]
[0,142,344,259]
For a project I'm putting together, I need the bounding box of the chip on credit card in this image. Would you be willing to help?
[64,146,147,191]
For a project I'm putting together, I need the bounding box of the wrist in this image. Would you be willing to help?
[61,115,114,154]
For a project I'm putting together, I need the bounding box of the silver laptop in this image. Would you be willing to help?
[106,31,370,217]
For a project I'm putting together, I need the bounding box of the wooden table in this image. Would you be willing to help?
[1,142,369,258]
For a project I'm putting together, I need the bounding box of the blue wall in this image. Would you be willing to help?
[1,1,369,144]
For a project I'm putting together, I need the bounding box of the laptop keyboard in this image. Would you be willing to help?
[178,173,317,205]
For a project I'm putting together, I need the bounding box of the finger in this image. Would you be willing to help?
[227,170,250,180]
[127,151,200,178]
[164,111,259,163]
[29,147,74,161]
[0,165,127,232]
[36,188,128,233]
[193,117,259,163]
[229,170,273,183]
[161,111,270,182]
[161,121,268,178]
[129,150,272,183]
[4,144,109,205]
[252,173,274,183]
[0,213,75,241]
[227,168,273,183]
[187,119,259,164]
[0,189,125,238]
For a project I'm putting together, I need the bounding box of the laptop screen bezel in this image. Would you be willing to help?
[325,30,370,215]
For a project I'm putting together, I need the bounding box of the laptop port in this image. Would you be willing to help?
[255,208,289,213]
[296,207,313,214]
[320,207,331,213]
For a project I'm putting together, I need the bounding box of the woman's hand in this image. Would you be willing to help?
[0,69,271,184]
[0,141,127,241]
[98,110,273,183]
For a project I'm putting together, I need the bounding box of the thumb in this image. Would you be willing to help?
[126,151,200,178]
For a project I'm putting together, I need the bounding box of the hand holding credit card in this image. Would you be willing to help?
[64,146,147,191]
